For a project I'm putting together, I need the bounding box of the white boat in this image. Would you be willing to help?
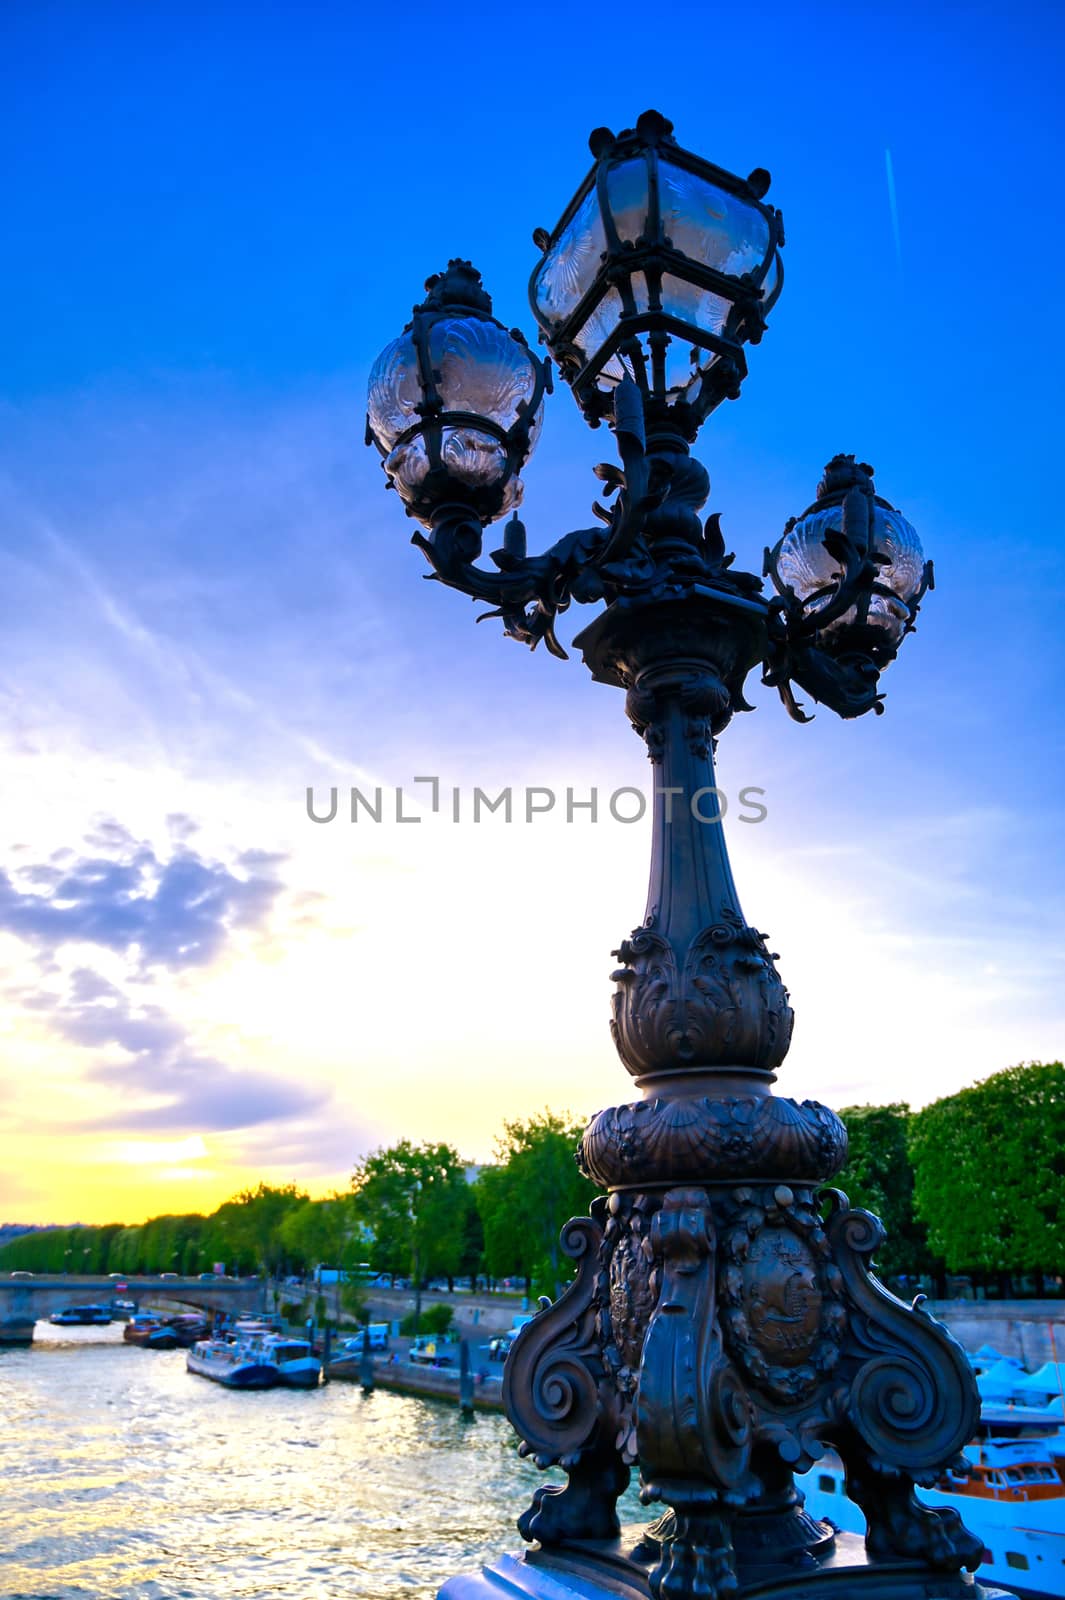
[797,1428,1065,1599]
[186,1330,279,1389]
[1015,1364,1065,1409]
[978,1358,1065,1408]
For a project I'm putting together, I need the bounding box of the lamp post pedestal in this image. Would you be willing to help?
[440,1536,1019,1600]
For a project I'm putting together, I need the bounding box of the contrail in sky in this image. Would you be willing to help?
[884,147,903,270]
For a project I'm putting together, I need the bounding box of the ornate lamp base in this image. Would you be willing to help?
[438,1533,1017,1600]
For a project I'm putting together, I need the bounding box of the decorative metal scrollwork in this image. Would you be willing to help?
[824,1195,977,1474]
[503,1214,604,1465]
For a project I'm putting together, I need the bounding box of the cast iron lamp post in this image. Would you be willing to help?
[367,112,986,1600]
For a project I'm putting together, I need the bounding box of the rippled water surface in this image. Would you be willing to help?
[1,1324,627,1600]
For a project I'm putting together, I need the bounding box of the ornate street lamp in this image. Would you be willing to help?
[367,113,983,1600]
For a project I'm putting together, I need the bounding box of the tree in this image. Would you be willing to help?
[909,1061,1065,1283]
[836,1103,938,1285]
[475,1111,599,1298]
[458,1185,485,1290]
[214,1182,308,1278]
[351,1141,468,1291]
[279,1194,358,1277]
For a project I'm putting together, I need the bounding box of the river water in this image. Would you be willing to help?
[0,1323,642,1600]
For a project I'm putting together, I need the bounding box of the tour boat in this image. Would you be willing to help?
[49,1304,112,1326]
[186,1331,280,1389]
[123,1313,179,1349]
[165,1312,211,1348]
[263,1334,321,1388]
[797,1434,1065,1599]
[209,1319,320,1387]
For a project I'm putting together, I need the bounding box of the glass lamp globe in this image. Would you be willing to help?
[366,261,548,529]
[529,110,783,435]
[773,457,931,660]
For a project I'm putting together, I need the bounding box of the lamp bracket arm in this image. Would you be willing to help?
[762,634,886,722]
[592,381,660,568]
[412,512,613,659]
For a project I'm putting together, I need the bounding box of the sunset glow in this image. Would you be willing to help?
[1,5,1061,1228]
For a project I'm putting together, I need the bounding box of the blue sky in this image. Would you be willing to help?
[1,1,1062,1220]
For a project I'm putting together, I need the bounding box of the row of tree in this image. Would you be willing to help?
[2,1065,1060,1294]
[0,1183,313,1280]
[0,1112,596,1298]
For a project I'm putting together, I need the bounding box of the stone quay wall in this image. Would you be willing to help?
[927,1299,1065,1367]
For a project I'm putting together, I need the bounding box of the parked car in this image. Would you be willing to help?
[335,1324,390,1354]
[408,1335,453,1367]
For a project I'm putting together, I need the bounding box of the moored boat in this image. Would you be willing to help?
[165,1312,211,1348]
[263,1334,320,1388]
[797,1435,1065,1599]
[49,1304,113,1326]
[186,1332,280,1389]
[123,1313,179,1349]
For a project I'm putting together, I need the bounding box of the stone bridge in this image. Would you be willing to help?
[0,1274,264,1344]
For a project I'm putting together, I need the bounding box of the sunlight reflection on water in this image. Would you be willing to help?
[0,1325,643,1599]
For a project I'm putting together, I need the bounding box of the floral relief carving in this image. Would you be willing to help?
[610,910,794,1078]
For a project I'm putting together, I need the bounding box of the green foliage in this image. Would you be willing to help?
[909,1061,1065,1275]
[401,1302,453,1337]
[278,1193,359,1275]
[351,1140,468,1287]
[0,1215,219,1276]
[213,1183,308,1277]
[339,1278,367,1322]
[458,1186,485,1285]
[0,1188,304,1280]
[837,1103,937,1282]
[475,1111,599,1299]
[0,1224,103,1274]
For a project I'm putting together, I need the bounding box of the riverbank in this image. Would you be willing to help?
[330,1351,504,1410]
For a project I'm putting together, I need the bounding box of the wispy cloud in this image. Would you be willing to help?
[0,826,283,972]
[0,822,331,1141]
[884,146,902,270]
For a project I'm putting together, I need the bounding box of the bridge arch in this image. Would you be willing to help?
[0,1275,265,1344]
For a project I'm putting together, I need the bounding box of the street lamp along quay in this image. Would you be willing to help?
[368,112,986,1600]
